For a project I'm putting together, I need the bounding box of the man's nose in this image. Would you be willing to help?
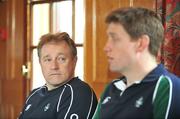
[51,60,59,69]
[104,40,111,53]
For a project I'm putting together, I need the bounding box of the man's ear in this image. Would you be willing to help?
[39,57,41,63]
[74,56,78,64]
[136,35,150,53]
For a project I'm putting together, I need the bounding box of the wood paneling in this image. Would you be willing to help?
[0,0,27,118]
[0,79,24,118]
[94,0,120,83]
[84,0,93,86]
[119,0,131,7]
[0,0,7,108]
[85,0,122,98]
[133,0,155,9]
[0,40,6,104]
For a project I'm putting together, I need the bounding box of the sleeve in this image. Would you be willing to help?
[56,84,98,119]
[153,75,180,119]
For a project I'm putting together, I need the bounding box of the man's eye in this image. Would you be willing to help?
[57,57,66,63]
[112,37,119,42]
[44,58,51,62]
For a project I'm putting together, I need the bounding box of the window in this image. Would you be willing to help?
[29,0,84,89]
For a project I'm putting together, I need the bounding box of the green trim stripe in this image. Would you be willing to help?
[153,75,172,119]
[92,85,109,119]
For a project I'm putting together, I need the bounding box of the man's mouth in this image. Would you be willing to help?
[107,56,113,62]
[49,73,61,76]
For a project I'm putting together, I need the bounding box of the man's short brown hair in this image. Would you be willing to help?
[37,32,77,58]
[106,7,164,57]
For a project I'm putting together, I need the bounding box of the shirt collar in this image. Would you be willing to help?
[141,63,167,83]
[113,64,167,90]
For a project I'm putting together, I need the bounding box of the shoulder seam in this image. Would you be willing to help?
[25,87,45,104]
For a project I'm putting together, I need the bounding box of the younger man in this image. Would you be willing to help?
[93,7,180,119]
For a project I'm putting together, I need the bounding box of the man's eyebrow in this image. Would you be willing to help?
[42,53,66,59]
[41,55,50,59]
[57,53,65,56]
[108,32,116,36]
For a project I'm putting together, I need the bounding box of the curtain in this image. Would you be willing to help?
[157,0,180,77]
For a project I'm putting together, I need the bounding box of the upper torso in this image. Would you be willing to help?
[94,64,180,119]
[19,77,98,119]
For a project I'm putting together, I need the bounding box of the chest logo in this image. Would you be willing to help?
[135,96,144,108]
[44,103,51,112]
[25,104,32,111]
[102,96,111,104]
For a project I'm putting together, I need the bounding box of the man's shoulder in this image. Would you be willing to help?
[29,86,46,96]
[163,71,180,86]
[153,74,180,118]
[68,77,92,89]
[66,77,96,96]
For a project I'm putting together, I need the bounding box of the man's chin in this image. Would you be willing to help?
[109,67,119,73]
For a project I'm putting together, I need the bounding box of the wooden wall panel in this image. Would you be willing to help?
[93,0,120,83]
[85,0,123,98]
[119,0,131,7]
[0,0,7,109]
[6,0,25,80]
[84,0,93,85]
[0,0,27,118]
[0,79,24,118]
[133,0,155,9]
[0,40,6,103]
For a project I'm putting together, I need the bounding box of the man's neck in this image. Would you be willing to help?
[125,59,158,87]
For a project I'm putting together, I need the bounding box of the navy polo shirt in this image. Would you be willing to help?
[93,64,180,119]
[19,77,98,119]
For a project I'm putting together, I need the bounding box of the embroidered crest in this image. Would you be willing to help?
[102,96,111,104]
[135,96,144,108]
[44,103,50,112]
